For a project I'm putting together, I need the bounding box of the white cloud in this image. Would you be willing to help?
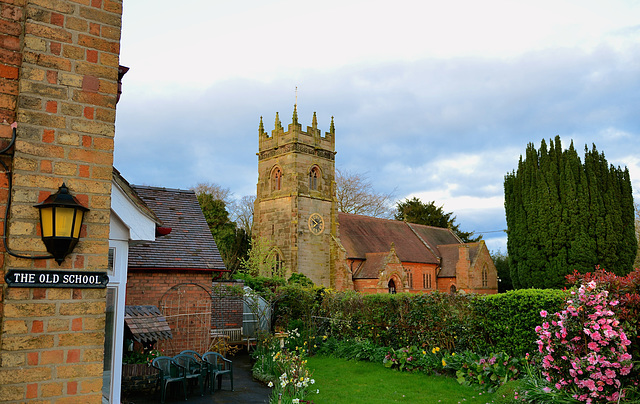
[119,0,640,89]
[620,156,640,202]
[114,0,640,257]
[407,189,504,215]
[599,127,633,141]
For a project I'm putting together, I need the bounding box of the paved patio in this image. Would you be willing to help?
[122,351,271,404]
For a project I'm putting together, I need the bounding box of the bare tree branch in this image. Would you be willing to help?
[236,195,255,235]
[335,169,395,218]
[191,182,234,206]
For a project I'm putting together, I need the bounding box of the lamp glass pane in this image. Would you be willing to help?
[54,207,75,237]
[72,210,84,238]
[40,207,54,237]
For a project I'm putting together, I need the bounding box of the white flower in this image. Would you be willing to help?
[292,399,300,404]
[280,381,287,388]
[310,379,315,384]
[268,381,273,388]
[316,389,320,394]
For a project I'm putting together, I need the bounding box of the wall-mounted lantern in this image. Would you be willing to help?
[34,183,89,265]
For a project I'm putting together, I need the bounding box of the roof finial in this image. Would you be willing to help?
[259,116,264,135]
[330,116,335,134]
[312,112,317,129]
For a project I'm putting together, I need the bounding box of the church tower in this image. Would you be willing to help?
[254,105,337,287]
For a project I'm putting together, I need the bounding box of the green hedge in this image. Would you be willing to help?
[271,287,568,357]
[470,289,568,356]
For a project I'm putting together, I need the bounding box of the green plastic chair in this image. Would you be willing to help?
[180,350,209,393]
[151,356,187,403]
[203,351,234,393]
[173,353,206,396]
[180,349,203,362]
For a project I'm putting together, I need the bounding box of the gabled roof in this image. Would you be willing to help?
[353,252,387,279]
[112,168,160,225]
[128,186,226,271]
[338,212,459,264]
[111,168,161,243]
[438,242,483,277]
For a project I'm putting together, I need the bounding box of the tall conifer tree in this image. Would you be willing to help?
[504,136,636,288]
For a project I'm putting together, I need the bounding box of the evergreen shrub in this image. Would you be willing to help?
[471,288,567,356]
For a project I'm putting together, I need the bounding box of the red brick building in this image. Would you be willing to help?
[125,185,226,355]
[336,212,498,294]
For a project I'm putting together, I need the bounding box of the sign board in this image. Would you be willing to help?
[4,269,108,288]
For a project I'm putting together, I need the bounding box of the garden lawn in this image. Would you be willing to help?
[307,355,497,404]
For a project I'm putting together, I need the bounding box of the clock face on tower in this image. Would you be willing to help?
[308,213,324,235]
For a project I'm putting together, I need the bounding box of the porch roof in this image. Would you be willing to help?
[124,305,173,343]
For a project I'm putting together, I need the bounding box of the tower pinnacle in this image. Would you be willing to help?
[274,112,282,131]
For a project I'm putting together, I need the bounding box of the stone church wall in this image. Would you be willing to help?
[255,109,336,288]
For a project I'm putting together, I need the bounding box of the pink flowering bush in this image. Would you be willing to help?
[535,280,634,403]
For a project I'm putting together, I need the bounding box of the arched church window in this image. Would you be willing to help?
[274,253,283,277]
[482,264,488,287]
[450,284,457,294]
[309,166,320,191]
[266,249,284,278]
[388,279,396,294]
[272,167,282,191]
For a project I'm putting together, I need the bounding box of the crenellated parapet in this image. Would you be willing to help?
[258,105,335,160]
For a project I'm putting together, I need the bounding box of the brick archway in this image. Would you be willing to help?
[157,283,212,356]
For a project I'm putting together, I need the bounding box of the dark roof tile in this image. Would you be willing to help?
[128,186,226,271]
[124,305,173,342]
[338,212,454,264]
[354,252,387,279]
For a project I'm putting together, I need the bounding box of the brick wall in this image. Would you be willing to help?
[0,0,24,369]
[0,0,122,402]
[437,277,456,293]
[127,270,213,357]
[125,270,212,307]
[211,280,243,330]
[466,244,498,294]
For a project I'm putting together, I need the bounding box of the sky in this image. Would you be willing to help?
[113,0,640,253]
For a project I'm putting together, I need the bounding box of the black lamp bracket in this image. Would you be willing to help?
[0,124,54,261]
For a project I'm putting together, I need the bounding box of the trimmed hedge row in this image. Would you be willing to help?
[471,289,568,355]
[273,288,568,357]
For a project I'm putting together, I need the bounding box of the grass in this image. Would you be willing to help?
[306,355,497,404]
